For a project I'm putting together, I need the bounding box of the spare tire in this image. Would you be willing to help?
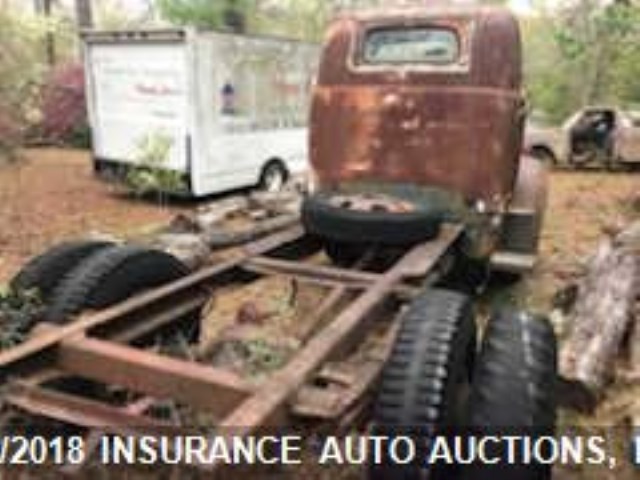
[45,245,188,323]
[10,240,114,300]
[370,288,477,480]
[461,310,557,480]
[302,192,442,246]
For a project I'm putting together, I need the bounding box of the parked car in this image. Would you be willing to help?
[525,106,640,169]
[83,29,319,196]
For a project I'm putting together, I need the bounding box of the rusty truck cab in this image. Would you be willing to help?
[303,6,547,270]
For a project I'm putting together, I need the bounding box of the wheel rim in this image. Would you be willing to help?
[263,167,284,192]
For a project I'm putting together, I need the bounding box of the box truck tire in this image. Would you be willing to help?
[259,161,288,192]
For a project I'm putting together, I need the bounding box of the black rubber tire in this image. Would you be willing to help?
[302,192,442,246]
[370,289,477,480]
[10,240,114,300]
[461,310,558,480]
[529,147,557,166]
[259,161,288,192]
[324,241,362,267]
[45,245,188,323]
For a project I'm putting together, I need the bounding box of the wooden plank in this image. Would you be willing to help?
[57,336,255,417]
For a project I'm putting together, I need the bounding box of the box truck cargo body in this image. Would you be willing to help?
[83,29,319,196]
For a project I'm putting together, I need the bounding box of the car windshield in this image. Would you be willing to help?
[363,27,459,65]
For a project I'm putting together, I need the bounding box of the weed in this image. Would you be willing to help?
[124,131,187,202]
[0,286,44,350]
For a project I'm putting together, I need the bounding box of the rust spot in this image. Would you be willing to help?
[310,6,524,209]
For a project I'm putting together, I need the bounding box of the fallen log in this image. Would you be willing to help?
[559,221,640,411]
[153,214,300,269]
[152,190,302,268]
[203,214,299,249]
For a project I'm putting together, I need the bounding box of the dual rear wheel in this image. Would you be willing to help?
[370,288,557,480]
[10,240,189,329]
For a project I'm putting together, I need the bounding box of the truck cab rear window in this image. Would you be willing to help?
[362,27,459,65]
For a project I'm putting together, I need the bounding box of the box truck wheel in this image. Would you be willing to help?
[10,240,114,301]
[45,245,189,324]
[259,161,288,192]
[461,310,557,480]
[369,288,477,480]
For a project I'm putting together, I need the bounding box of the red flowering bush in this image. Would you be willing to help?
[40,63,89,146]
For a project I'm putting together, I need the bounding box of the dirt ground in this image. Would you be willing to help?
[0,148,638,477]
[516,170,639,480]
[506,170,639,312]
[0,148,184,283]
[1,149,637,286]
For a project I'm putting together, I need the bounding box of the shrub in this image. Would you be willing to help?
[0,9,77,158]
[40,63,89,147]
[125,132,187,201]
[0,287,44,350]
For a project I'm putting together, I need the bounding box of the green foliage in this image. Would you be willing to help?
[156,0,332,41]
[0,11,49,157]
[94,0,157,29]
[69,124,92,149]
[251,0,332,41]
[125,132,187,198]
[156,0,252,30]
[237,339,290,377]
[0,287,44,350]
[0,9,76,158]
[523,1,640,123]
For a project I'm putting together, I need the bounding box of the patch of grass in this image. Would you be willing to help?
[242,339,290,376]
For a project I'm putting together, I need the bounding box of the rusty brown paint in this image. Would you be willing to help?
[0,226,304,378]
[1,224,463,460]
[57,336,255,417]
[217,225,462,434]
[511,154,549,219]
[5,381,169,430]
[310,6,524,209]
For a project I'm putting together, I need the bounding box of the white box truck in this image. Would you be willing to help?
[82,28,319,197]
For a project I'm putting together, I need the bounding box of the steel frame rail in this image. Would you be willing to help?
[0,223,463,472]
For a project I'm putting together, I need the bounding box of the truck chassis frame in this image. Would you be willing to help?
[0,224,463,473]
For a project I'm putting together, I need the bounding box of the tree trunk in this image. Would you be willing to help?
[75,0,93,29]
[35,0,56,66]
[559,221,640,410]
